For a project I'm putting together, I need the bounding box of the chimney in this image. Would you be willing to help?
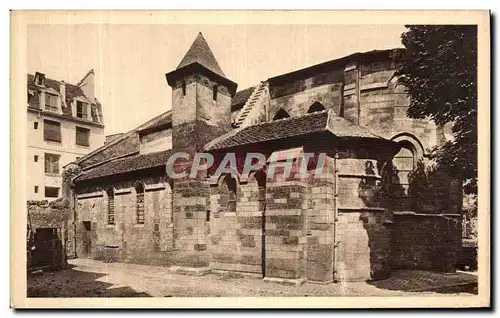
[105,133,123,144]
[78,69,95,101]
[59,80,66,103]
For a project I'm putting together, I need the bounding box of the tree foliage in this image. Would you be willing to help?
[395,25,477,195]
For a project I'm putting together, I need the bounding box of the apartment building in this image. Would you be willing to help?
[27,70,105,201]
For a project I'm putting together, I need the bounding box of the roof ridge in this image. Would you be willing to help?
[27,73,80,87]
[258,109,328,126]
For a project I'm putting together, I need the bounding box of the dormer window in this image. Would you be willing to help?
[34,72,45,86]
[76,101,88,119]
[213,85,218,101]
[44,93,58,112]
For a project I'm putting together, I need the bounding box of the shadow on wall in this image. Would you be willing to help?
[27,266,151,297]
[353,161,397,280]
[360,159,460,215]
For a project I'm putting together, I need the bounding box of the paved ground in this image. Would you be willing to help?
[27,258,478,297]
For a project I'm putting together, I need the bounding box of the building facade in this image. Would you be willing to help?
[66,33,461,283]
[27,70,105,201]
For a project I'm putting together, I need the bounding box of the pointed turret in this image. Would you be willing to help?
[176,32,226,78]
[166,32,237,96]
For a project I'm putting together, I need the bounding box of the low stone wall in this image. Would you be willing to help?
[390,212,461,272]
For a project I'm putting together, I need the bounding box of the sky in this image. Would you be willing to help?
[27,24,406,135]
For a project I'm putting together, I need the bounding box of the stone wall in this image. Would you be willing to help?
[306,175,335,283]
[267,57,440,154]
[335,158,391,281]
[390,213,461,272]
[74,175,173,265]
[209,175,264,275]
[268,69,344,119]
[171,179,211,267]
[264,180,308,280]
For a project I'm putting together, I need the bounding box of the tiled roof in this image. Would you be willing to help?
[176,32,226,78]
[75,150,172,182]
[205,110,384,150]
[72,110,172,168]
[27,74,85,100]
[231,86,255,110]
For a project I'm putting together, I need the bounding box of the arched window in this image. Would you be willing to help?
[106,188,115,225]
[391,141,416,206]
[307,102,326,113]
[135,181,145,224]
[273,108,290,120]
[226,176,237,213]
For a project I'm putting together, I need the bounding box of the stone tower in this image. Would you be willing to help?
[165,33,237,267]
[166,32,237,155]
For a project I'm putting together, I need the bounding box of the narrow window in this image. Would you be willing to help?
[107,188,115,225]
[45,186,59,198]
[34,155,38,162]
[182,80,186,96]
[34,186,38,193]
[76,126,90,147]
[76,101,88,119]
[213,85,218,101]
[135,182,145,224]
[33,122,39,130]
[226,176,237,213]
[206,209,210,222]
[44,153,60,174]
[43,120,61,142]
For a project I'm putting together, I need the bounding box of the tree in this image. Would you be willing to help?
[394,25,477,195]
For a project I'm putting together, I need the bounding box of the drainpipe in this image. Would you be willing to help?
[333,152,339,282]
[72,191,77,258]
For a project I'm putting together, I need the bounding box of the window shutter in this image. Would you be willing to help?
[43,120,61,142]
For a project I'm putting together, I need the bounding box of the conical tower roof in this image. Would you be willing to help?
[166,32,237,96]
[176,32,226,78]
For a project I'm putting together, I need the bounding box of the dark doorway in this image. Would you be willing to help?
[29,228,64,270]
[81,221,92,258]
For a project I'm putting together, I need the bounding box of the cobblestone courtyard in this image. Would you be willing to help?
[26,258,478,297]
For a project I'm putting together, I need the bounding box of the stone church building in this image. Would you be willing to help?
[65,33,462,284]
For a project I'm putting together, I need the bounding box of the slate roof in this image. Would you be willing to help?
[75,150,172,182]
[27,74,85,100]
[205,110,385,151]
[176,32,226,78]
[231,86,256,110]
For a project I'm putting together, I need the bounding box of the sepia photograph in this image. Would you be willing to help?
[10,10,490,308]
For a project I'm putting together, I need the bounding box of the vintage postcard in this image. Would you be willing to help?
[10,10,490,308]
